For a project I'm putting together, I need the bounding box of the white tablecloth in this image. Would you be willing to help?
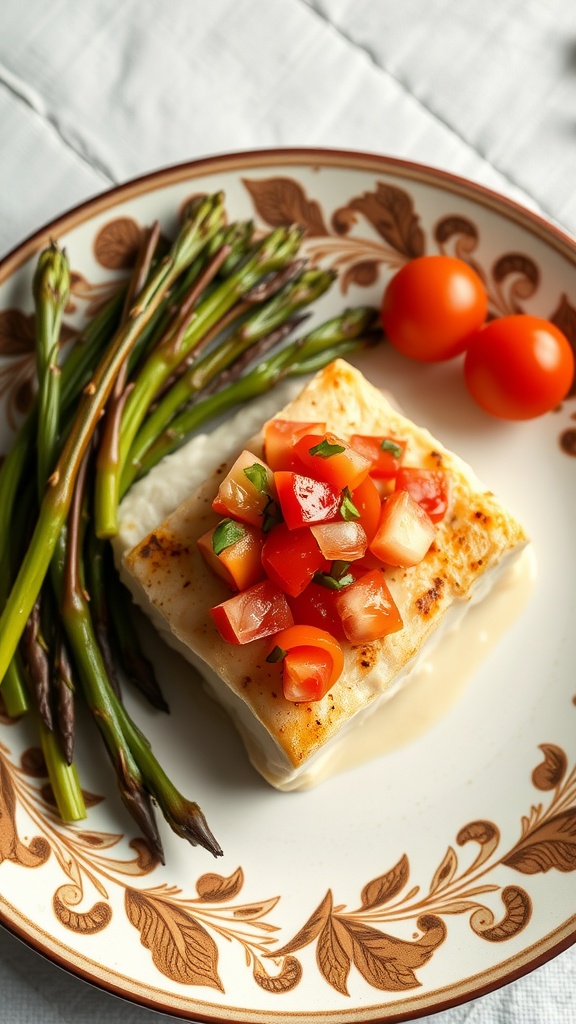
[1,1,575,1020]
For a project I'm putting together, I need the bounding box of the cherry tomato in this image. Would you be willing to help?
[274,471,341,529]
[369,491,435,567]
[464,315,575,420]
[334,569,403,645]
[270,625,344,702]
[287,582,345,639]
[381,255,488,362]
[395,467,450,523]
[351,475,383,543]
[349,434,406,478]
[293,433,371,491]
[209,580,293,644]
[261,523,328,597]
[197,521,265,591]
[263,419,325,471]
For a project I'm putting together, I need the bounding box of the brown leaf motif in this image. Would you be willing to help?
[532,744,568,791]
[334,914,446,994]
[271,890,333,957]
[502,809,576,874]
[125,888,224,989]
[429,847,458,894]
[0,308,35,356]
[0,755,50,868]
[360,854,410,910]
[93,217,144,269]
[242,177,328,236]
[332,183,425,260]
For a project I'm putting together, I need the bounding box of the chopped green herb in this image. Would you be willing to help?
[262,495,282,533]
[243,462,269,492]
[314,561,355,591]
[212,518,246,555]
[381,438,403,458]
[266,645,287,664]
[308,439,346,459]
[340,486,360,521]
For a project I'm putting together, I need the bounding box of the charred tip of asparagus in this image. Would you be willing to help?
[170,802,224,858]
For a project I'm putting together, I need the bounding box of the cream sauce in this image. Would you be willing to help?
[296,544,537,787]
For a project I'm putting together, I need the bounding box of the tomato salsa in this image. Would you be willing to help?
[197,421,450,703]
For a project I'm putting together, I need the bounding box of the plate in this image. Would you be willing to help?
[1,148,575,1023]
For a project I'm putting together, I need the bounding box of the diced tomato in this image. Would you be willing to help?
[212,450,276,528]
[335,569,403,645]
[263,419,326,472]
[293,433,371,491]
[261,522,328,597]
[274,471,341,530]
[210,580,293,644]
[269,624,344,702]
[349,434,406,478]
[351,475,382,543]
[197,521,265,591]
[287,582,345,639]
[311,521,367,561]
[370,490,435,567]
[395,467,450,523]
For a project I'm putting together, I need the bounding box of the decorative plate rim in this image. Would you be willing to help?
[1,147,576,1023]
[2,146,576,282]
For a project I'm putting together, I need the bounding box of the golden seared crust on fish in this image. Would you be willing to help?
[122,360,528,783]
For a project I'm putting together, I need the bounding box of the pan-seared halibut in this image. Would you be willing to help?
[116,361,529,790]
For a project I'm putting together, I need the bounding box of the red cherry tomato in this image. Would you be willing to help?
[381,255,488,362]
[464,315,575,420]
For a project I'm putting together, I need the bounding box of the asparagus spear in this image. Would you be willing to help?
[123,267,335,485]
[96,224,304,539]
[0,195,225,684]
[130,307,381,481]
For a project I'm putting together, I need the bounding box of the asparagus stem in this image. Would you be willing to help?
[0,200,224,684]
[33,241,70,490]
[93,196,227,538]
[131,307,381,480]
[53,634,76,765]
[124,267,335,481]
[38,717,86,823]
[101,225,303,538]
[60,450,165,860]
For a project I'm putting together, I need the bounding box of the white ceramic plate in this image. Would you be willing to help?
[0,149,575,1023]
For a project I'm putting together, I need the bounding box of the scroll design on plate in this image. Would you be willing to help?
[2,734,576,997]
[243,176,425,293]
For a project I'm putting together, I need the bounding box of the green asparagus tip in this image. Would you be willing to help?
[33,240,71,307]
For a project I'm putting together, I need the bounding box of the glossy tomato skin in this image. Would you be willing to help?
[274,471,341,529]
[395,467,449,523]
[209,580,293,644]
[261,523,328,597]
[270,624,344,701]
[381,255,488,362]
[464,315,575,420]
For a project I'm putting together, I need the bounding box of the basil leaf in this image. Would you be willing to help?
[243,462,269,492]
[212,518,245,555]
[381,438,403,458]
[308,439,346,459]
[340,486,360,521]
[314,567,355,591]
[266,645,287,664]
